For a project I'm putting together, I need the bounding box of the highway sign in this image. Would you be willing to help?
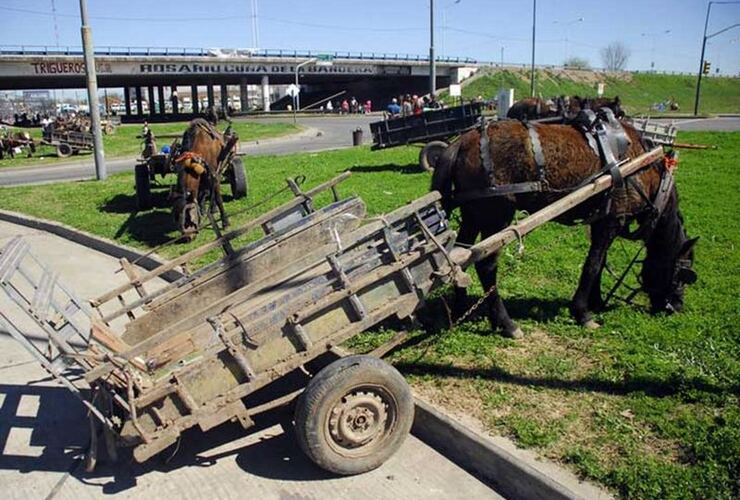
[286,84,300,97]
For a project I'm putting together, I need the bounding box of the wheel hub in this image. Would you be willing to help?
[328,390,388,449]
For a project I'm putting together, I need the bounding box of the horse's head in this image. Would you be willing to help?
[608,96,625,119]
[171,152,209,240]
[640,189,699,314]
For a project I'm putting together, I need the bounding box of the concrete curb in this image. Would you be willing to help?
[412,398,606,500]
[0,209,185,282]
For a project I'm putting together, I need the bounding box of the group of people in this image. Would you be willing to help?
[321,97,372,114]
[385,94,443,118]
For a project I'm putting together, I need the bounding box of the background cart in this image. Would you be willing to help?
[134,129,248,210]
[369,102,483,171]
[41,129,94,158]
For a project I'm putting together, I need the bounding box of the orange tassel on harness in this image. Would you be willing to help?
[175,151,207,176]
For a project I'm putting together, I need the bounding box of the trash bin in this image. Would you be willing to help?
[352,127,363,146]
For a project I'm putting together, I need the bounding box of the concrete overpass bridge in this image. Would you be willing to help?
[0,46,478,119]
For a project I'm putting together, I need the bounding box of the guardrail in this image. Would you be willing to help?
[0,45,478,64]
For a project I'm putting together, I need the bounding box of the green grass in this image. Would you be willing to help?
[0,132,738,498]
[0,119,299,169]
[450,68,740,115]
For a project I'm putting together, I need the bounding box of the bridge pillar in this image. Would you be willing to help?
[147,86,155,117]
[171,86,179,114]
[157,86,165,114]
[220,84,228,112]
[239,79,248,112]
[135,87,144,116]
[124,87,131,116]
[191,85,199,113]
[261,75,270,112]
[207,85,215,109]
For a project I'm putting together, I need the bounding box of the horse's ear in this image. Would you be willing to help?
[680,237,699,257]
[614,96,621,104]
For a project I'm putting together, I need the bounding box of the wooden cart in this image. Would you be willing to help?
[41,129,94,158]
[0,146,663,476]
[0,173,460,475]
[369,103,483,171]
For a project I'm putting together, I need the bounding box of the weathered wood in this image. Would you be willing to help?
[457,147,664,268]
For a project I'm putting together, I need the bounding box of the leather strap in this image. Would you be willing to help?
[526,123,547,182]
[479,120,494,185]
[453,182,544,205]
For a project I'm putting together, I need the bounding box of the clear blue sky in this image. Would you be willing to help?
[1,0,738,74]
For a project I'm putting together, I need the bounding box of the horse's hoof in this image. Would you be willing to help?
[583,319,601,330]
[503,327,525,339]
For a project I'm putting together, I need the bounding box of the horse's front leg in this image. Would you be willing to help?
[453,211,480,318]
[571,218,620,328]
[475,250,523,338]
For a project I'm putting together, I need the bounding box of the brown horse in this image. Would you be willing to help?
[432,114,697,338]
[0,130,36,159]
[170,119,230,240]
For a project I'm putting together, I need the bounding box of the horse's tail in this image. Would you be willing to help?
[431,139,461,214]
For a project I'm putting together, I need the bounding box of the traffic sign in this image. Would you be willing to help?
[316,54,334,67]
[286,84,300,97]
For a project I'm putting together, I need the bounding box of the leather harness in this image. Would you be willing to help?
[452,109,675,236]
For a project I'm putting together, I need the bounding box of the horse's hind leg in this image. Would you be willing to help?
[571,218,620,327]
[214,182,229,228]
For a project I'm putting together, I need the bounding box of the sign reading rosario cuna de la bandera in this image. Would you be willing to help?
[10,60,377,77]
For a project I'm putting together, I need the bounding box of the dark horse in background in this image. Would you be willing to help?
[432,117,697,338]
[506,95,624,121]
[170,118,232,241]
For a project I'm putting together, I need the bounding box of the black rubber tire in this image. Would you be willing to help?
[294,355,414,475]
[418,140,448,172]
[229,157,248,199]
[134,164,153,210]
[56,143,73,158]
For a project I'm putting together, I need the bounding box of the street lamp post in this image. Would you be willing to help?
[78,0,106,180]
[640,29,671,72]
[694,1,740,115]
[530,0,537,97]
[441,0,462,59]
[430,0,436,96]
[553,17,584,62]
[294,57,317,123]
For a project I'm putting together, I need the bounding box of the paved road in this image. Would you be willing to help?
[0,220,501,499]
[0,115,378,187]
[1,114,736,187]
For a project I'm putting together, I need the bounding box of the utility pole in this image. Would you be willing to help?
[78,0,106,180]
[530,0,537,97]
[430,0,436,96]
[694,1,740,115]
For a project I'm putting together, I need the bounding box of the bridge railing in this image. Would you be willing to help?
[0,45,478,64]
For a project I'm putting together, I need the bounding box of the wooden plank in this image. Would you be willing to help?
[457,147,664,268]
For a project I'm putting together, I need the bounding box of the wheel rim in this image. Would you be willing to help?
[325,385,397,458]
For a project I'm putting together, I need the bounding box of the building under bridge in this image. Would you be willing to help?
[0,46,478,120]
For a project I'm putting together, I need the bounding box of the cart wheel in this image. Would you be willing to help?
[56,143,73,158]
[419,140,448,172]
[135,164,153,210]
[294,355,414,475]
[229,157,248,199]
